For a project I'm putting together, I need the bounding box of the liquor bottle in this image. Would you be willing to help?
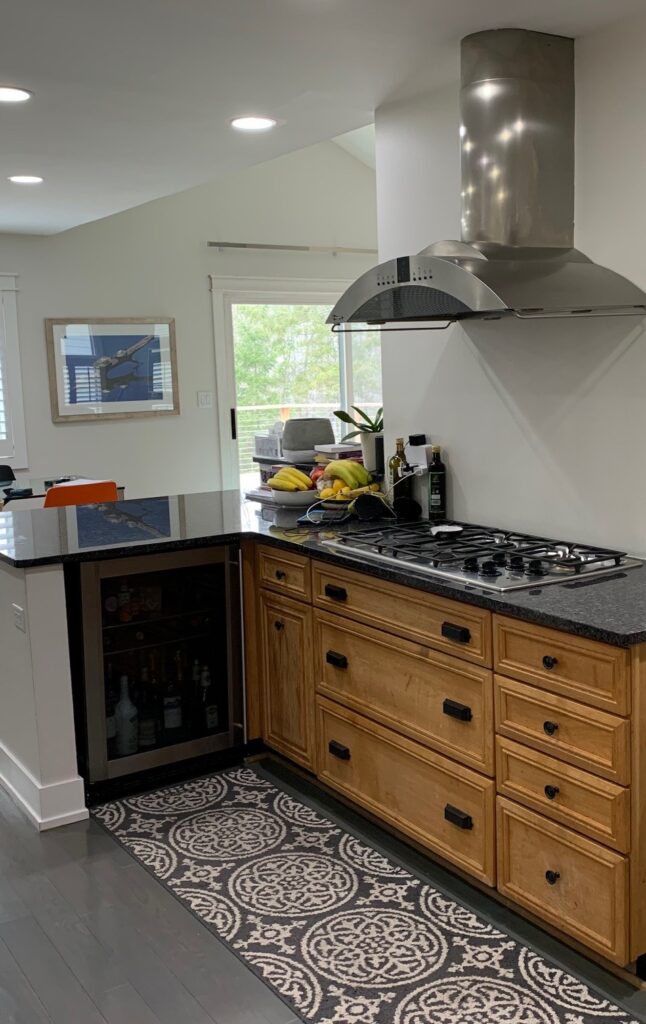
[105,662,117,758]
[115,675,138,756]
[388,437,412,499]
[137,667,157,750]
[200,666,219,733]
[428,445,447,521]
[163,663,183,738]
[117,581,132,623]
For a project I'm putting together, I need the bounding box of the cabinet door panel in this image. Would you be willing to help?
[261,591,314,769]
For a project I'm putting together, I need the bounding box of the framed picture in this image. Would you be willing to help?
[65,496,184,552]
[45,317,179,422]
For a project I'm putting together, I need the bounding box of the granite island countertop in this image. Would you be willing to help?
[2,488,646,647]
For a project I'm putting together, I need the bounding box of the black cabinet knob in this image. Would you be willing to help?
[441,621,471,644]
[545,869,560,885]
[274,620,284,631]
[324,584,347,601]
[543,720,559,736]
[275,569,286,580]
[328,740,350,760]
[543,655,558,670]
[544,784,560,800]
[326,650,348,669]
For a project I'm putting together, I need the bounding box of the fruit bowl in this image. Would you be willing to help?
[269,488,318,506]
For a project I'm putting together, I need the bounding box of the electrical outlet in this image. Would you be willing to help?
[197,391,213,408]
[12,603,26,632]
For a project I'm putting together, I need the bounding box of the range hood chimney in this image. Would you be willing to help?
[328,29,646,328]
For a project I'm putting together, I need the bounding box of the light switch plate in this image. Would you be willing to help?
[197,391,213,408]
[12,603,26,632]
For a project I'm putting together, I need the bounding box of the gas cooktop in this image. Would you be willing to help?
[322,522,642,593]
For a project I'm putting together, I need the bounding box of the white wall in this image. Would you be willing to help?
[376,13,646,554]
[0,141,376,497]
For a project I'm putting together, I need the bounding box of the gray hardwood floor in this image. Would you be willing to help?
[1,762,645,1024]
[0,786,299,1024]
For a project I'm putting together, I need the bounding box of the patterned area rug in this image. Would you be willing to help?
[93,767,639,1024]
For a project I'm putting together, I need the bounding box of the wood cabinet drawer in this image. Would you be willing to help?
[495,676,630,784]
[315,610,494,774]
[258,545,311,601]
[317,697,496,885]
[496,737,630,852]
[497,797,629,963]
[312,560,492,667]
[494,615,630,714]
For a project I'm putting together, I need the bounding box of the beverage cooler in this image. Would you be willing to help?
[75,546,243,791]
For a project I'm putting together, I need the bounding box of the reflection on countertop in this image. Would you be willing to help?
[2,489,646,646]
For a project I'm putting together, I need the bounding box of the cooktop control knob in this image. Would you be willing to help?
[527,558,546,576]
[509,554,525,572]
[480,560,498,577]
[463,556,479,572]
[492,551,507,566]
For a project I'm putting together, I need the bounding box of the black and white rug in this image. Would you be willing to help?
[93,767,639,1024]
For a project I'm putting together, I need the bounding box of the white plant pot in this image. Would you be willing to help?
[360,432,381,473]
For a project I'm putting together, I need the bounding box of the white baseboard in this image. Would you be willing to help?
[0,742,88,830]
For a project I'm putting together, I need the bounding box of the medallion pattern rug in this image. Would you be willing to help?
[93,767,639,1024]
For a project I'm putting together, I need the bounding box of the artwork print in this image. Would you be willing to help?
[45,318,179,422]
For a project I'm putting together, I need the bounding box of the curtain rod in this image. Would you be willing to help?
[207,241,377,255]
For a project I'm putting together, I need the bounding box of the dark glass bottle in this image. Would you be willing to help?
[428,445,447,521]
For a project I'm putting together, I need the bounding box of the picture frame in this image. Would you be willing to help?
[45,317,179,423]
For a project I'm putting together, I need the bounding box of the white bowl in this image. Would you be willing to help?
[270,488,318,506]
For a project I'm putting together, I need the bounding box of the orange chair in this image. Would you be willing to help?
[44,480,119,508]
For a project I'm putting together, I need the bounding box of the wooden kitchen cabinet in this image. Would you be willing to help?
[259,589,315,770]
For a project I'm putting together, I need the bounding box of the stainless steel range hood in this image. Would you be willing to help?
[328,29,646,328]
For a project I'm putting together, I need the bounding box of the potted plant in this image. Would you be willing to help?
[334,406,383,473]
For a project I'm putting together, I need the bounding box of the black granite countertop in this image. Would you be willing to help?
[2,489,646,647]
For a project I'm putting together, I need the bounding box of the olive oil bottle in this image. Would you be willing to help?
[428,445,446,521]
[388,437,412,498]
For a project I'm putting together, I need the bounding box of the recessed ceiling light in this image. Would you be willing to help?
[0,86,32,103]
[230,115,277,132]
[8,175,44,184]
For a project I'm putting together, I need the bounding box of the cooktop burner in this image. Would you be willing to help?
[322,522,642,592]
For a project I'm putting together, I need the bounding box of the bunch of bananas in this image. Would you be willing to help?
[268,466,314,492]
[322,459,372,489]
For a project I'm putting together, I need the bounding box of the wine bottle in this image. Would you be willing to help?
[105,662,117,757]
[163,663,183,737]
[200,667,219,732]
[117,581,132,623]
[137,667,157,749]
[115,675,138,756]
[428,445,447,521]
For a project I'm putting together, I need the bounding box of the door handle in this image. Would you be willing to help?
[324,584,347,601]
[328,740,350,760]
[275,569,286,580]
[444,804,473,830]
[326,650,348,669]
[442,699,472,722]
[545,869,560,885]
[543,655,558,670]
[543,720,559,736]
[441,621,471,644]
[273,620,284,631]
[544,784,560,800]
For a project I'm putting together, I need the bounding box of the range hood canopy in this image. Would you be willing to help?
[328,29,646,328]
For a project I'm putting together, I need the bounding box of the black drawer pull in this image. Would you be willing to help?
[274,620,284,631]
[441,621,471,644]
[325,584,348,602]
[443,698,472,722]
[543,655,558,670]
[543,720,559,736]
[275,569,286,580]
[326,650,348,669]
[444,804,473,830]
[544,784,560,800]
[545,869,560,886]
[328,740,350,760]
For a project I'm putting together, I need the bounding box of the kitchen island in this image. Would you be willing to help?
[2,489,646,976]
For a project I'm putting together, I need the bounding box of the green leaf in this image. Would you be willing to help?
[333,409,358,426]
[341,429,363,441]
[351,405,375,426]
